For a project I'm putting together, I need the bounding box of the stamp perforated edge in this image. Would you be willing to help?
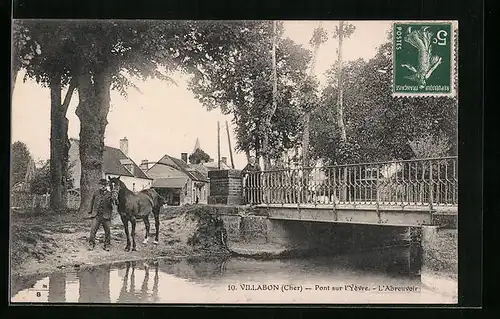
[390,20,458,99]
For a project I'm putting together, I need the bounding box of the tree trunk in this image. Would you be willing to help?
[302,113,311,167]
[76,69,112,214]
[337,21,347,142]
[12,68,19,97]
[301,22,323,168]
[261,20,278,171]
[50,77,76,213]
[49,77,64,212]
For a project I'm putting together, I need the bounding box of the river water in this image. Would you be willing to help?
[11,247,457,304]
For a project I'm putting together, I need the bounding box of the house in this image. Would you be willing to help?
[68,137,153,192]
[146,153,210,206]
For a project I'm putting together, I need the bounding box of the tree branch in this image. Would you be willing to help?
[61,77,77,115]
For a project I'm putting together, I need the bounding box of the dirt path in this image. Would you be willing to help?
[10,205,230,278]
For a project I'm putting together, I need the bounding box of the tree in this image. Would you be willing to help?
[311,39,457,165]
[260,20,278,169]
[11,21,41,94]
[19,20,272,213]
[189,148,211,164]
[11,141,34,187]
[30,160,75,195]
[332,21,356,142]
[188,21,312,166]
[30,161,50,195]
[301,23,328,168]
[14,20,77,212]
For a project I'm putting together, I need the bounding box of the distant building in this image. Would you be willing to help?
[68,137,153,192]
[146,153,209,206]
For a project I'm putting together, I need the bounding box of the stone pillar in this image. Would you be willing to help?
[208,169,242,205]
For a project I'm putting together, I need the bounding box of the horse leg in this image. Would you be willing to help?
[142,215,150,244]
[121,215,131,252]
[130,216,137,251]
[153,209,160,245]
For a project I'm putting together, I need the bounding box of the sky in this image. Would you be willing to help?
[11,20,392,170]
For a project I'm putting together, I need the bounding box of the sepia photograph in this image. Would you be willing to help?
[10,19,459,304]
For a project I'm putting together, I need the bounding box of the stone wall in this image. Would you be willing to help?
[421,226,458,278]
[420,225,458,297]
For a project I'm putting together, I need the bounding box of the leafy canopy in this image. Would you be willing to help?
[188,21,313,160]
[311,41,457,164]
[189,148,211,164]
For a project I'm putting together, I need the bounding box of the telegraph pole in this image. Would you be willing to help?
[225,121,235,169]
[217,121,221,169]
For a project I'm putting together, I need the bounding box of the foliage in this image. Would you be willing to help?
[12,21,42,80]
[14,20,282,211]
[311,41,457,164]
[309,26,329,47]
[189,148,211,164]
[30,161,50,195]
[409,133,451,158]
[11,141,34,187]
[29,160,75,195]
[188,21,312,160]
[332,22,356,40]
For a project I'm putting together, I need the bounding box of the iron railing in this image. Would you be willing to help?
[242,157,458,208]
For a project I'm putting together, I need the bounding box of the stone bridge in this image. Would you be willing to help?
[205,157,458,294]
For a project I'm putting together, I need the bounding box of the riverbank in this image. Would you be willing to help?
[10,205,231,278]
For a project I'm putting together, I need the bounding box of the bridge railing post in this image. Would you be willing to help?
[429,160,434,214]
[376,165,380,206]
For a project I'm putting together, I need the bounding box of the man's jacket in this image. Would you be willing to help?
[88,189,114,220]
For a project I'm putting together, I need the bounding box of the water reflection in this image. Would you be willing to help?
[11,246,454,304]
[78,264,111,303]
[48,273,66,303]
[117,261,159,303]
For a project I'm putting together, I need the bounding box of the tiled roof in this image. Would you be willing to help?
[154,155,208,182]
[152,177,188,188]
[186,169,208,182]
[104,146,151,179]
[70,139,151,180]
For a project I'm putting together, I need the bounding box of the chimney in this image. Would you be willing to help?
[120,137,129,157]
[221,156,227,165]
[181,153,188,163]
[140,159,148,171]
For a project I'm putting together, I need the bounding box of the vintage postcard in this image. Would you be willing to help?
[10,19,458,304]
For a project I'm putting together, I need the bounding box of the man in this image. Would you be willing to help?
[87,178,114,251]
[242,156,262,204]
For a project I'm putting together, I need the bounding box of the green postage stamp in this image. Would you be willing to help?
[392,21,458,97]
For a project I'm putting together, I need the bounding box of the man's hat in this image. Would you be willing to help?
[99,179,108,185]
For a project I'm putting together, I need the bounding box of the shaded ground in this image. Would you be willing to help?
[10,205,230,278]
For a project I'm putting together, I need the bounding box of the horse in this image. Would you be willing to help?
[138,187,167,243]
[108,176,165,251]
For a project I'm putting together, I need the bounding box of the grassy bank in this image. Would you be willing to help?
[10,205,231,278]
